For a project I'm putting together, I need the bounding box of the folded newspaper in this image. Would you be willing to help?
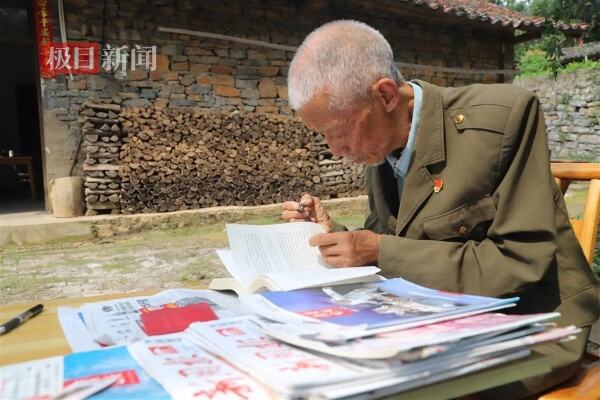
[59,289,247,347]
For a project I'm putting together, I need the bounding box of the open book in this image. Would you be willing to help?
[209,222,381,294]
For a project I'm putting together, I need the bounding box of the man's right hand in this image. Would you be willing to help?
[282,193,333,233]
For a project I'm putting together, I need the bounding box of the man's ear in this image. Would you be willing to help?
[372,78,400,112]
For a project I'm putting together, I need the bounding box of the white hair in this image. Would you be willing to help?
[288,20,404,111]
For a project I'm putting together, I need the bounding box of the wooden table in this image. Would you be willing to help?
[0,156,37,200]
[0,291,550,400]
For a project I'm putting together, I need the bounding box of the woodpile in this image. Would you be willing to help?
[120,107,317,213]
[314,136,365,198]
[80,103,365,215]
[81,100,123,216]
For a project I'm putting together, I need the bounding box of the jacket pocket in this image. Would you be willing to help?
[424,195,497,241]
[449,105,510,135]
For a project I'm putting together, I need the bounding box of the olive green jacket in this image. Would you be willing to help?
[354,80,598,328]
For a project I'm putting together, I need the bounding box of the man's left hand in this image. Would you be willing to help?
[308,231,381,267]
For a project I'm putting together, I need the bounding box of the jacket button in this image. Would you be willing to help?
[455,114,465,124]
[457,225,470,236]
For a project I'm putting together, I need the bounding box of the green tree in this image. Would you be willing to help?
[528,0,554,16]
[489,0,530,13]
[528,0,599,42]
[496,0,599,76]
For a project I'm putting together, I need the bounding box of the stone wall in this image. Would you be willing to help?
[42,0,513,191]
[514,68,600,161]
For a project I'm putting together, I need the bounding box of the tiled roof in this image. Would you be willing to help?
[561,42,600,62]
[402,0,589,32]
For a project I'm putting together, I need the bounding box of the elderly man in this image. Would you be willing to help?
[281,20,599,397]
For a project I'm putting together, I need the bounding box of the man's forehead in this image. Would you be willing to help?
[298,93,361,128]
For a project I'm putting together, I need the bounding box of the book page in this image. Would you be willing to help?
[225,223,378,290]
[265,268,381,291]
[226,222,327,284]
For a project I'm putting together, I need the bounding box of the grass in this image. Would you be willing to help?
[331,213,367,230]
[0,277,26,292]
[102,261,136,273]
[178,262,209,284]
[517,59,600,79]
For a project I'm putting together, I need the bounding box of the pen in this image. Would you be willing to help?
[0,304,44,335]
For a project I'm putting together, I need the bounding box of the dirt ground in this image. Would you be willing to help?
[0,185,593,304]
[0,205,366,304]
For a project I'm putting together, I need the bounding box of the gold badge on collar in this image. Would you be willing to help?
[434,179,443,193]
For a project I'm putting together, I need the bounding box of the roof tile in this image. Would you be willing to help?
[405,0,589,32]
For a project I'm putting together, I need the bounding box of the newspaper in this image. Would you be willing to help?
[57,306,103,352]
[129,333,275,399]
[0,356,63,399]
[80,289,246,345]
[187,316,370,396]
[0,346,169,399]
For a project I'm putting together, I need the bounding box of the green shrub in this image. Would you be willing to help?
[560,59,600,74]
[518,49,552,77]
[517,49,600,78]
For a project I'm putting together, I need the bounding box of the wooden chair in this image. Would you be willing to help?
[550,162,600,265]
[538,361,600,400]
[538,162,600,400]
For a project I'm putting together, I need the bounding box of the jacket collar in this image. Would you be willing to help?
[366,80,446,235]
[393,80,446,234]
[411,79,446,168]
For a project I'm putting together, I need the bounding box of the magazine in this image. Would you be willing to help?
[187,316,578,399]
[241,277,519,340]
[317,327,578,399]
[258,312,561,359]
[209,222,381,294]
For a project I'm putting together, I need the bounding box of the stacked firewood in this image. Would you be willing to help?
[117,106,365,214]
[81,100,123,215]
[314,136,365,198]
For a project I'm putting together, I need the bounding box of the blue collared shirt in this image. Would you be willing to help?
[385,81,422,198]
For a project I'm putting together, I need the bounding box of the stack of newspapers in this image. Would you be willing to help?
[1,223,579,399]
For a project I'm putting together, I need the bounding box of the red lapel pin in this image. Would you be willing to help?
[433,179,443,193]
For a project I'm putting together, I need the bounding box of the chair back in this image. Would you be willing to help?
[550,162,600,266]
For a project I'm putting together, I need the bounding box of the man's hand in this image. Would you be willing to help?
[282,193,333,233]
[308,230,381,267]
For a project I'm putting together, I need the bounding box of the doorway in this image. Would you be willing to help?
[0,0,45,213]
